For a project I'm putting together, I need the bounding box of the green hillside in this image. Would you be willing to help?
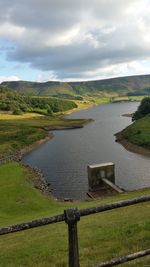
[2,74,150,97]
[70,74,150,95]
[121,115,150,148]
[1,80,75,97]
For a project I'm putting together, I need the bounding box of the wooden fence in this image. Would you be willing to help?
[0,195,150,267]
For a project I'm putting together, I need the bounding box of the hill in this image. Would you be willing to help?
[2,74,150,97]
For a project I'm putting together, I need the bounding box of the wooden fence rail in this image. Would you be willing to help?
[96,249,150,267]
[0,195,150,267]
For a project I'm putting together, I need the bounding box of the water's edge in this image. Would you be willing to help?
[115,131,150,157]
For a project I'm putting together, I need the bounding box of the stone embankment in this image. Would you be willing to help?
[0,154,21,165]
[24,164,52,196]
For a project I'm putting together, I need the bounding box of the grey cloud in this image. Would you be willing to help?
[0,0,139,31]
[1,0,150,79]
[9,40,150,75]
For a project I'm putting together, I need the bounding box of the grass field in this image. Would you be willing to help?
[121,115,150,148]
[0,162,150,267]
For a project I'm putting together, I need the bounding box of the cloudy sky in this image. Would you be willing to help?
[0,0,150,83]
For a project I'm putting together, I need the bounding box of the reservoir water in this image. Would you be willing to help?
[22,102,150,199]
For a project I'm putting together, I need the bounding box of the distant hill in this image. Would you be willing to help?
[2,74,150,97]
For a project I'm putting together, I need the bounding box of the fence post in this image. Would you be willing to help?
[64,208,80,267]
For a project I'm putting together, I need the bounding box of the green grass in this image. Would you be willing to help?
[0,162,150,266]
[88,96,111,105]
[0,113,88,157]
[121,115,150,148]
[0,162,67,225]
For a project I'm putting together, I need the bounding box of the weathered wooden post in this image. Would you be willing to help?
[64,208,80,267]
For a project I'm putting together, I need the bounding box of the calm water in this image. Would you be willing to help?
[22,102,150,199]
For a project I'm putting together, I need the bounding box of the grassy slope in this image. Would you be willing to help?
[3,74,150,96]
[0,113,88,157]
[121,115,150,148]
[0,162,150,267]
[1,81,75,96]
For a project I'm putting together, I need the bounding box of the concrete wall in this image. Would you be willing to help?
[88,162,115,191]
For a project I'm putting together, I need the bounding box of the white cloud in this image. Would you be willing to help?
[37,71,58,82]
[45,26,81,47]
[0,22,25,40]
[64,60,150,81]
[0,75,20,84]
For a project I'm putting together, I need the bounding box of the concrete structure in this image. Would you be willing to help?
[88,162,115,192]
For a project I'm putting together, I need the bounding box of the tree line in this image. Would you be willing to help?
[0,86,77,115]
[133,97,150,120]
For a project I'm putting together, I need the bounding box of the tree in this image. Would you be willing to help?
[132,97,150,120]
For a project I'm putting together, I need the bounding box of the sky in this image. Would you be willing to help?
[0,0,150,83]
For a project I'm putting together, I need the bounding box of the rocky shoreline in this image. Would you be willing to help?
[23,163,52,197]
[115,131,150,157]
[0,118,93,200]
[20,120,93,199]
[0,133,54,198]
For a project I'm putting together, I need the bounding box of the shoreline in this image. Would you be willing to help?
[20,118,93,157]
[0,133,55,198]
[43,118,94,131]
[23,163,52,197]
[115,131,150,157]
[59,101,96,116]
[0,105,94,200]
[18,116,93,200]
[19,132,54,158]
[13,118,93,160]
